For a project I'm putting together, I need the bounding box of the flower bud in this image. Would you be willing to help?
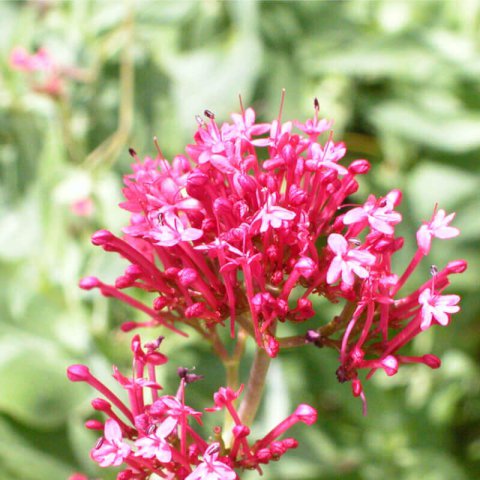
[294,404,317,425]
[79,276,100,290]
[92,398,111,411]
[85,419,103,430]
[233,425,250,438]
[178,268,198,286]
[185,302,205,318]
[422,354,441,369]
[153,296,169,310]
[67,364,91,382]
[446,260,468,274]
[348,159,370,174]
[91,229,114,246]
[288,184,307,206]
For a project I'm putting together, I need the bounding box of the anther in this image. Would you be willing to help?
[204,109,215,119]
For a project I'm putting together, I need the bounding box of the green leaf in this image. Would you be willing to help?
[0,335,87,429]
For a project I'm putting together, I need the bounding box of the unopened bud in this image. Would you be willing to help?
[178,268,198,286]
[67,364,91,382]
[91,229,114,246]
[85,419,103,430]
[422,354,441,369]
[294,404,317,425]
[185,302,205,318]
[348,159,370,174]
[79,276,100,290]
[92,398,110,411]
[446,259,468,274]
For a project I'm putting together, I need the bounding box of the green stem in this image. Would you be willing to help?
[238,346,271,427]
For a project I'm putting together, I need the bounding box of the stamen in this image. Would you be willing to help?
[153,136,165,159]
[238,93,245,115]
[204,109,215,119]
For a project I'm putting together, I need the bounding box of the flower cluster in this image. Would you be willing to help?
[10,46,83,97]
[80,99,464,405]
[68,335,317,479]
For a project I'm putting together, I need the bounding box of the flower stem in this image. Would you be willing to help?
[238,346,271,427]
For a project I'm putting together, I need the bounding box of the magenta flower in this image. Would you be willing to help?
[185,443,237,480]
[416,208,460,255]
[134,416,176,462]
[326,233,376,286]
[418,288,461,330]
[91,419,131,467]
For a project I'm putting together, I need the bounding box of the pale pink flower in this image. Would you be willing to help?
[70,198,94,217]
[185,443,236,480]
[151,211,203,246]
[305,142,348,175]
[230,107,270,139]
[416,209,460,255]
[418,288,461,330]
[10,46,55,72]
[134,416,176,463]
[91,419,131,467]
[326,234,376,286]
[252,195,296,233]
[343,191,402,235]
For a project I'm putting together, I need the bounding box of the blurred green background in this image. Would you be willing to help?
[1,1,479,479]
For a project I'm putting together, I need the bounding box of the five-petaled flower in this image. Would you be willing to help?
[326,233,376,287]
[418,288,461,330]
[91,419,131,467]
[417,208,460,255]
[134,416,176,462]
[185,443,237,480]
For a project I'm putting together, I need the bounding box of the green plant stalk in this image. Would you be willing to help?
[237,346,271,428]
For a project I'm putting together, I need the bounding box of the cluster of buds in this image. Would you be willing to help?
[67,335,317,479]
[79,97,464,403]
[10,46,84,97]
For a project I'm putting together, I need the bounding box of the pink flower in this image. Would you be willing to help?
[416,209,460,255]
[70,198,94,217]
[134,416,176,463]
[326,234,376,286]
[418,288,461,330]
[343,191,402,235]
[91,419,131,467]
[252,195,296,233]
[151,211,203,246]
[185,443,237,480]
[305,141,348,175]
[10,46,55,72]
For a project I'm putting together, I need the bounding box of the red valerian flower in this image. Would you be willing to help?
[80,98,465,414]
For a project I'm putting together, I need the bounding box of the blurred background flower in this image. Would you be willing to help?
[0,1,479,479]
